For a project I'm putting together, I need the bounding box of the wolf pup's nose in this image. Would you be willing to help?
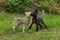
[30,14,32,16]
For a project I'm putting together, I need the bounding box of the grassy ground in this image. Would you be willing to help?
[0,13,60,40]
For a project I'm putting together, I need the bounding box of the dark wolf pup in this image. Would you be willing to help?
[28,8,48,31]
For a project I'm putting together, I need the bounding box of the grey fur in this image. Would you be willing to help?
[13,12,31,32]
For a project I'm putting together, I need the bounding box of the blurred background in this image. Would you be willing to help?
[0,0,60,14]
[0,0,60,40]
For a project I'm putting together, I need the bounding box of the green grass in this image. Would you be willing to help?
[0,13,60,40]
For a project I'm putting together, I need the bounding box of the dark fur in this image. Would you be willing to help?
[28,8,48,31]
